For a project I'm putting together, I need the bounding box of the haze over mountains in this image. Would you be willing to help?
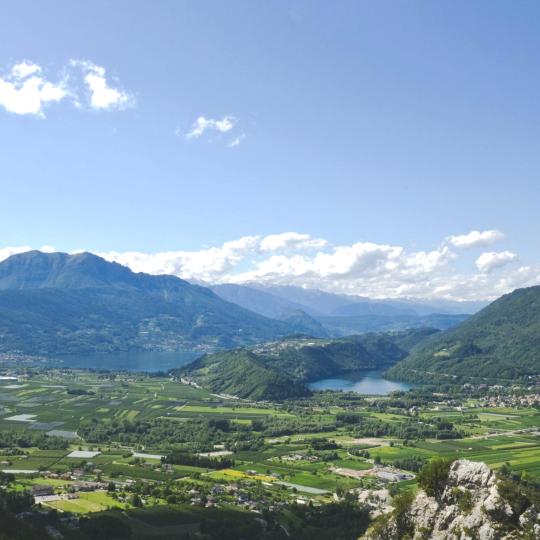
[211,283,473,336]
[210,283,485,318]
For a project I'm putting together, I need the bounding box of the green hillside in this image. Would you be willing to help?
[387,286,540,383]
[181,330,431,399]
[179,349,311,400]
[250,334,410,381]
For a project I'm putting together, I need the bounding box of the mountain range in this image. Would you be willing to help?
[211,283,471,335]
[1,250,538,389]
[0,251,295,354]
[0,251,472,356]
[211,283,485,318]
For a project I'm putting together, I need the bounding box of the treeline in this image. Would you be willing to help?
[163,452,234,469]
[392,456,426,472]
[67,388,94,395]
[336,413,462,440]
[310,438,339,451]
[0,430,68,450]
[78,408,462,453]
[252,417,336,436]
[0,471,50,539]
[78,416,252,452]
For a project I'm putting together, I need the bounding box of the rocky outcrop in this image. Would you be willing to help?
[362,460,540,540]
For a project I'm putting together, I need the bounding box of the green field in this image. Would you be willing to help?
[46,492,128,514]
[0,364,540,538]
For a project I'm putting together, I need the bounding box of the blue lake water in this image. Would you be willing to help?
[308,370,414,395]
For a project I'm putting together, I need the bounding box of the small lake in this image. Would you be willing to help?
[18,351,200,373]
[308,370,414,395]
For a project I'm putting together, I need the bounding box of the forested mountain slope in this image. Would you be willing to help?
[0,251,294,354]
[387,286,540,382]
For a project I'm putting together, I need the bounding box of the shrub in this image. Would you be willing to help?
[417,458,453,499]
[392,490,415,538]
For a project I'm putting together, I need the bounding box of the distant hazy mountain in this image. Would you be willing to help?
[329,302,416,317]
[379,298,488,316]
[387,285,540,382]
[209,283,473,336]
[211,283,484,318]
[248,284,361,315]
[210,283,311,318]
[0,251,296,355]
[317,313,468,336]
[279,309,330,338]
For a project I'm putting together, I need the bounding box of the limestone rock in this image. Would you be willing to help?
[362,460,537,540]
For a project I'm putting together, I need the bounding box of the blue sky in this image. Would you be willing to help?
[1,1,539,299]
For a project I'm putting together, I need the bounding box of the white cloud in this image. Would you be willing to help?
[260,232,327,252]
[476,251,518,273]
[186,115,236,139]
[70,60,134,110]
[449,229,505,249]
[0,246,32,262]
[227,133,245,147]
[0,62,67,117]
[12,61,41,79]
[1,231,536,302]
[100,235,260,283]
[0,60,134,117]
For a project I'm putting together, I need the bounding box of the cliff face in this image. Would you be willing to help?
[363,460,540,540]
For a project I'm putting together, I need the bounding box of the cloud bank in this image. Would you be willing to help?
[1,229,534,302]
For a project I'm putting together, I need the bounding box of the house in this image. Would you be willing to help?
[30,485,55,497]
[70,481,106,492]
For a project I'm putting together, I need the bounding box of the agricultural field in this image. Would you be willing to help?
[0,366,539,540]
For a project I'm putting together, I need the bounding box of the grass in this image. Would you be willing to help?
[180,405,286,415]
[47,491,127,514]
[208,468,276,483]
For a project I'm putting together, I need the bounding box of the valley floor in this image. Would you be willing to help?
[0,368,539,538]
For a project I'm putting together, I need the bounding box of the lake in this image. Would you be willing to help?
[5,353,413,395]
[19,350,200,373]
[308,370,414,395]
